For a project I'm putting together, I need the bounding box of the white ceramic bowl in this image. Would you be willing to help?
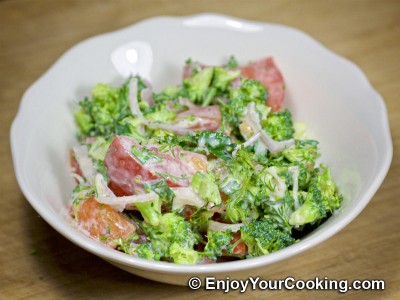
[11,14,392,285]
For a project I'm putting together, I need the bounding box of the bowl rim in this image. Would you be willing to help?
[10,13,393,274]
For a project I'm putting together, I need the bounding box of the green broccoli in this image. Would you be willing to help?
[136,243,160,261]
[74,80,132,138]
[189,209,214,233]
[169,242,200,264]
[203,230,234,260]
[136,213,200,264]
[262,109,294,141]
[219,79,268,137]
[183,67,214,104]
[144,103,176,123]
[259,191,301,233]
[116,116,146,142]
[134,196,162,227]
[219,149,259,223]
[289,166,342,226]
[174,130,236,161]
[212,67,240,92]
[283,139,319,169]
[143,180,175,204]
[87,137,112,161]
[240,218,295,257]
[191,172,222,205]
[223,55,239,69]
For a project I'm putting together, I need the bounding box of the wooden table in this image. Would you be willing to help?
[1,0,399,299]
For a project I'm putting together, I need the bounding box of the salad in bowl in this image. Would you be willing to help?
[69,56,342,264]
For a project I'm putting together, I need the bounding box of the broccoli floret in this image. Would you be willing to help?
[259,191,300,233]
[74,80,132,138]
[175,131,236,161]
[212,67,240,91]
[152,85,184,103]
[195,131,236,160]
[183,67,214,104]
[114,233,140,255]
[143,180,175,204]
[289,166,342,226]
[230,79,268,107]
[87,137,111,161]
[136,243,160,261]
[200,67,240,107]
[223,55,239,69]
[240,218,295,257]
[220,149,259,223]
[203,230,234,260]
[256,166,288,197]
[262,109,294,141]
[183,65,241,107]
[116,116,146,142]
[74,109,93,134]
[135,196,162,226]
[191,172,221,205]
[283,140,319,168]
[138,213,200,264]
[219,79,268,137]
[144,103,176,123]
[189,209,214,233]
[169,242,199,264]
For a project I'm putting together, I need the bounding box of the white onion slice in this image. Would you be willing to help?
[208,221,243,233]
[72,145,97,185]
[128,77,145,135]
[172,187,206,211]
[128,77,143,118]
[232,131,261,157]
[259,131,295,153]
[245,102,295,153]
[94,173,159,212]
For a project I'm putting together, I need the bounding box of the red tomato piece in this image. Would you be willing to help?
[75,196,136,247]
[104,136,208,196]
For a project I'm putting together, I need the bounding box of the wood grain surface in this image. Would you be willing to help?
[1,0,399,299]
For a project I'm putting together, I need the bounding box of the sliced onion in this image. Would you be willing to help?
[128,77,145,135]
[70,172,85,185]
[128,77,143,118]
[232,131,261,157]
[172,187,206,211]
[260,131,295,153]
[245,102,262,132]
[208,221,243,233]
[208,204,227,215]
[140,78,154,105]
[94,173,159,212]
[245,102,295,153]
[72,145,97,185]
